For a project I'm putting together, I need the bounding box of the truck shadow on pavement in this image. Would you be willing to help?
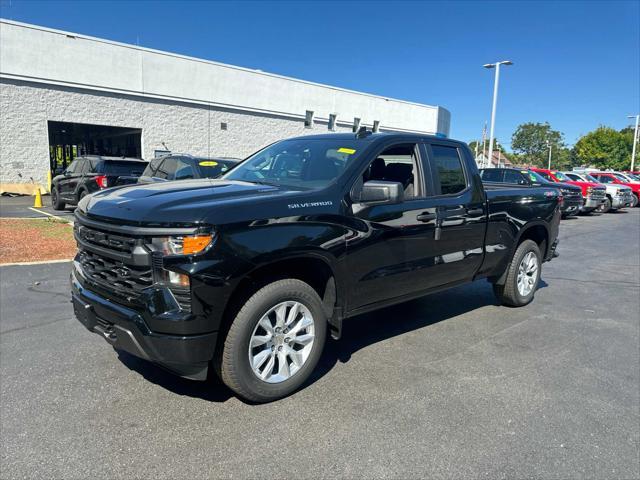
[115,278,548,403]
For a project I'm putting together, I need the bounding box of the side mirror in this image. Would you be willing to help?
[354,180,404,205]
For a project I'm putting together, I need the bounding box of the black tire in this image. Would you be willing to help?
[632,194,639,208]
[51,187,65,210]
[597,197,611,214]
[78,189,88,202]
[492,239,542,307]
[217,279,327,402]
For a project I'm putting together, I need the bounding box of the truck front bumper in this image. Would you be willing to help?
[581,195,603,211]
[561,197,582,215]
[612,193,633,209]
[71,267,216,380]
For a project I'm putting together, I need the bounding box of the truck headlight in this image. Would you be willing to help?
[149,234,214,256]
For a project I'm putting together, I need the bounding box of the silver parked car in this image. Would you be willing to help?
[564,171,633,213]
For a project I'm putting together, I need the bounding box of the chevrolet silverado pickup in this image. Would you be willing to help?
[530,168,606,214]
[71,132,561,402]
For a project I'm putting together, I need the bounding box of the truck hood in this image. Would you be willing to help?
[79,179,310,225]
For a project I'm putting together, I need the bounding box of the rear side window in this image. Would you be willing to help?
[430,145,466,195]
[102,161,147,176]
[480,169,503,182]
[143,157,164,177]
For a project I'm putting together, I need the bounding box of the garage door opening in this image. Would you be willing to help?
[47,121,142,174]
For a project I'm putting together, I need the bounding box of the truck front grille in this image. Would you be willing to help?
[78,250,153,303]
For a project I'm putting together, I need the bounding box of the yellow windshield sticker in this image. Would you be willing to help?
[520,170,528,174]
[337,148,356,155]
[199,161,218,167]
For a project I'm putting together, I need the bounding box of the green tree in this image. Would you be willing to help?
[574,126,632,170]
[467,138,503,156]
[511,122,564,167]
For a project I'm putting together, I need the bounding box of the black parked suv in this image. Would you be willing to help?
[479,167,583,217]
[51,156,148,210]
[72,133,561,402]
[137,155,240,183]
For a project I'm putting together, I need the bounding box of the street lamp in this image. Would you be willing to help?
[547,139,553,169]
[628,114,639,171]
[484,60,513,168]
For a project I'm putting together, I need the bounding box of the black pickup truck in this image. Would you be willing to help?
[71,132,561,402]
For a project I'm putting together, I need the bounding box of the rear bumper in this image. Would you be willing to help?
[71,267,216,380]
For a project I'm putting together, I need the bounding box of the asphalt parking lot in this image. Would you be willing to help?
[0,194,76,221]
[1,210,639,479]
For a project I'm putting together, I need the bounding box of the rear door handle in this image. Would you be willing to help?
[416,212,436,222]
[467,207,484,217]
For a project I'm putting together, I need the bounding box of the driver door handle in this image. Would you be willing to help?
[467,207,484,217]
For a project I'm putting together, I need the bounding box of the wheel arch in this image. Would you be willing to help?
[220,252,343,340]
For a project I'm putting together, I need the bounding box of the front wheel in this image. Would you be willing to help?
[631,194,639,208]
[493,239,542,307]
[217,279,327,402]
[51,187,65,210]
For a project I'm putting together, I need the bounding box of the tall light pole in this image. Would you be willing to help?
[628,114,639,171]
[484,60,513,169]
[547,139,553,169]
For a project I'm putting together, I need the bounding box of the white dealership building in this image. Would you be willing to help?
[0,19,451,193]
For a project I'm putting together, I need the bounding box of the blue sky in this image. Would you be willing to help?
[1,0,638,150]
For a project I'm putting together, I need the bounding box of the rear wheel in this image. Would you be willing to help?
[597,197,611,213]
[631,194,639,208]
[51,187,65,210]
[493,240,541,307]
[217,279,327,402]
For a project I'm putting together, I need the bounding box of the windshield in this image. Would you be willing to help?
[627,173,640,181]
[222,138,362,189]
[197,159,237,178]
[553,171,570,181]
[583,174,600,183]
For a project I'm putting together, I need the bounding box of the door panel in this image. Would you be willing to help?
[422,142,487,286]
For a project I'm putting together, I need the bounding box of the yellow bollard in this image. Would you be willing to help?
[47,171,52,193]
[33,188,43,208]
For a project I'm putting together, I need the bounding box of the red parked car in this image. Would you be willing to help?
[530,168,606,214]
[589,172,640,208]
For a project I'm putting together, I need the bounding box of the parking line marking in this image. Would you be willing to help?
[27,207,73,224]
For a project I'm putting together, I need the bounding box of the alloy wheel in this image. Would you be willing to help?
[516,251,538,297]
[248,301,315,383]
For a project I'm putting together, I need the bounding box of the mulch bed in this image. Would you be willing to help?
[0,218,77,264]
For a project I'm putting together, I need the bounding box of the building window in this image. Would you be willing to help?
[304,110,314,128]
[328,114,337,131]
[220,122,228,130]
[352,117,361,133]
[373,120,380,133]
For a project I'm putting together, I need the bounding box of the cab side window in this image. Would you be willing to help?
[362,143,421,198]
[154,158,176,180]
[430,145,467,195]
[596,175,612,183]
[537,172,553,181]
[504,170,527,185]
[480,169,504,182]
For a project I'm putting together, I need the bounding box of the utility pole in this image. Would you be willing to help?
[547,140,553,170]
[484,60,513,171]
[628,114,639,171]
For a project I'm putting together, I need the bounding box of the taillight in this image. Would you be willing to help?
[96,175,108,188]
